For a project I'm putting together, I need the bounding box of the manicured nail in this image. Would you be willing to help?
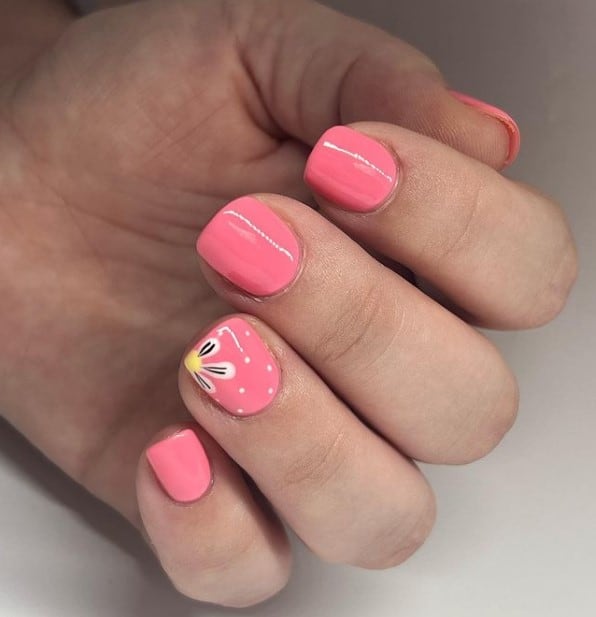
[197,197,300,297]
[304,125,398,213]
[450,90,521,167]
[146,429,212,503]
[184,317,280,417]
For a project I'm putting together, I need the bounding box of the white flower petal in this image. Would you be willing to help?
[192,371,216,393]
[202,361,236,380]
[198,337,220,359]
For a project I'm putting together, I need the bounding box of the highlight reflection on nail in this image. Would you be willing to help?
[197,196,301,296]
[184,317,280,416]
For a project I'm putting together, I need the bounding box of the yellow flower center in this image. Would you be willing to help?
[184,351,203,374]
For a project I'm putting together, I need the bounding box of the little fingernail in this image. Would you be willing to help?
[146,429,212,503]
[304,125,398,213]
[197,196,301,297]
[184,317,280,417]
[449,90,521,167]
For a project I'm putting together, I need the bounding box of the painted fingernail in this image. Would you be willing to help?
[146,429,212,503]
[304,125,398,213]
[450,90,521,167]
[184,317,280,417]
[197,197,300,297]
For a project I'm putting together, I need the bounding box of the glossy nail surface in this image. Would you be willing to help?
[304,125,398,212]
[184,317,280,416]
[450,90,521,167]
[197,197,300,296]
[147,429,212,503]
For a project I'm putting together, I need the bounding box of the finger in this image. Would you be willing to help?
[195,196,518,464]
[138,424,291,608]
[230,0,519,169]
[179,316,435,568]
[303,123,577,329]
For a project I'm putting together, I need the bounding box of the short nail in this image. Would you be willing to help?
[184,317,280,417]
[304,125,398,213]
[146,429,212,503]
[197,196,301,297]
[449,90,521,167]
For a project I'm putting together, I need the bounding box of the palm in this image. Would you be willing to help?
[0,1,306,519]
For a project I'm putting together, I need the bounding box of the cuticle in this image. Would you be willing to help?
[368,141,402,215]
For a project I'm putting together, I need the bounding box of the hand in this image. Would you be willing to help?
[0,0,576,607]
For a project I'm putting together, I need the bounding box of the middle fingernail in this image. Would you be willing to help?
[304,125,399,212]
[197,196,301,297]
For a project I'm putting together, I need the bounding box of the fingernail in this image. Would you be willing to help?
[146,429,212,503]
[449,90,521,167]
[184,317,280,417]
[304,125,398,213]
[197,197,301,297]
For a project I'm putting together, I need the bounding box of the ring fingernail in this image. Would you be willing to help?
[197,196,301,296]
[184,317,280,417]
[304,125,399,212]
[146,429,212,503]
[449,90,521,166]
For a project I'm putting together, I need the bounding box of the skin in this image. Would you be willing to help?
[0,0,577,608]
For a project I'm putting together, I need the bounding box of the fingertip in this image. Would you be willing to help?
[138,424,292,607]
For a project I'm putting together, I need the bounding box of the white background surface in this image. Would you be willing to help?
[1,0,595,615]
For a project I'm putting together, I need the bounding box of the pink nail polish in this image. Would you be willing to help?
[146,429,212,503]
[450,90,521,167]
[197,197,300,297]
[184,317,280,417]
[304,125,398,213]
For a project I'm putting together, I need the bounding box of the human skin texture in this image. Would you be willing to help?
[0,0,576,608]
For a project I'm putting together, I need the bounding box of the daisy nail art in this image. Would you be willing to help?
[183,337,236,393]
[184,317,280,416]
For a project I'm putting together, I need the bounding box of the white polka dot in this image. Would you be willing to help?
[237,409,244,414]
[268,387,274,395]
[244,356,251,364]
[245,330,250,336]
[266,364,273,372]
[239,387,246,394]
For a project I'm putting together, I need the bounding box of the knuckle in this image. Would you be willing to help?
[166,524,260,602]
[350,488,436,569]
[312,278,394,369]
[433,173,486,263]
[526,235,579,327]
[202,525,260,575]
[449,367,520,464]
[426,359,519,465]
[279,427,349,495]
[478,371,520,456]
[309,484,436,569]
